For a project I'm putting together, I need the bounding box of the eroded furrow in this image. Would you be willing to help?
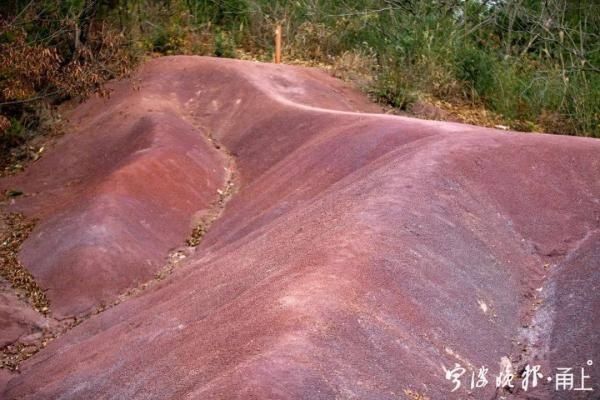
[0,131,239,372]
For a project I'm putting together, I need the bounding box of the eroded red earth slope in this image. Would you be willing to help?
[1,56,599,399]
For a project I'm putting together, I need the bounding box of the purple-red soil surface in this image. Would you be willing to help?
[0,56,598,399]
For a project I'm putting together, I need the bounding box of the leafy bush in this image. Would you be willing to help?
[372,69,418,111]
[151,25,187,54]
[214,30,236,58]
[456,46,496,100]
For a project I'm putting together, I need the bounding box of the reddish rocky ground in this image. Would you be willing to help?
[0,56,598,399]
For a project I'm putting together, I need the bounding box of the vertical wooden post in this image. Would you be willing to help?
[275,24,282,64]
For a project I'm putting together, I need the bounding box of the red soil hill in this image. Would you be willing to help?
[1,56,598,399]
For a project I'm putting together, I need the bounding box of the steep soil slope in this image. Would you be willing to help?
[1,56,598,399]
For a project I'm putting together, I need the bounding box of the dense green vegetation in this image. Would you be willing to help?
[1,0,598,152]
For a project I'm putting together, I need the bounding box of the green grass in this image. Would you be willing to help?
[2,0,598,137]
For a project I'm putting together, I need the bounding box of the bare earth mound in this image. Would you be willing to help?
[1,56,598,399]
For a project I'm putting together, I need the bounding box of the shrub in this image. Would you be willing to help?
[214,30,237,58]
[455,46,496,100]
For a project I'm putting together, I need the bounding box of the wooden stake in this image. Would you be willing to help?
[275,24,282,64]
